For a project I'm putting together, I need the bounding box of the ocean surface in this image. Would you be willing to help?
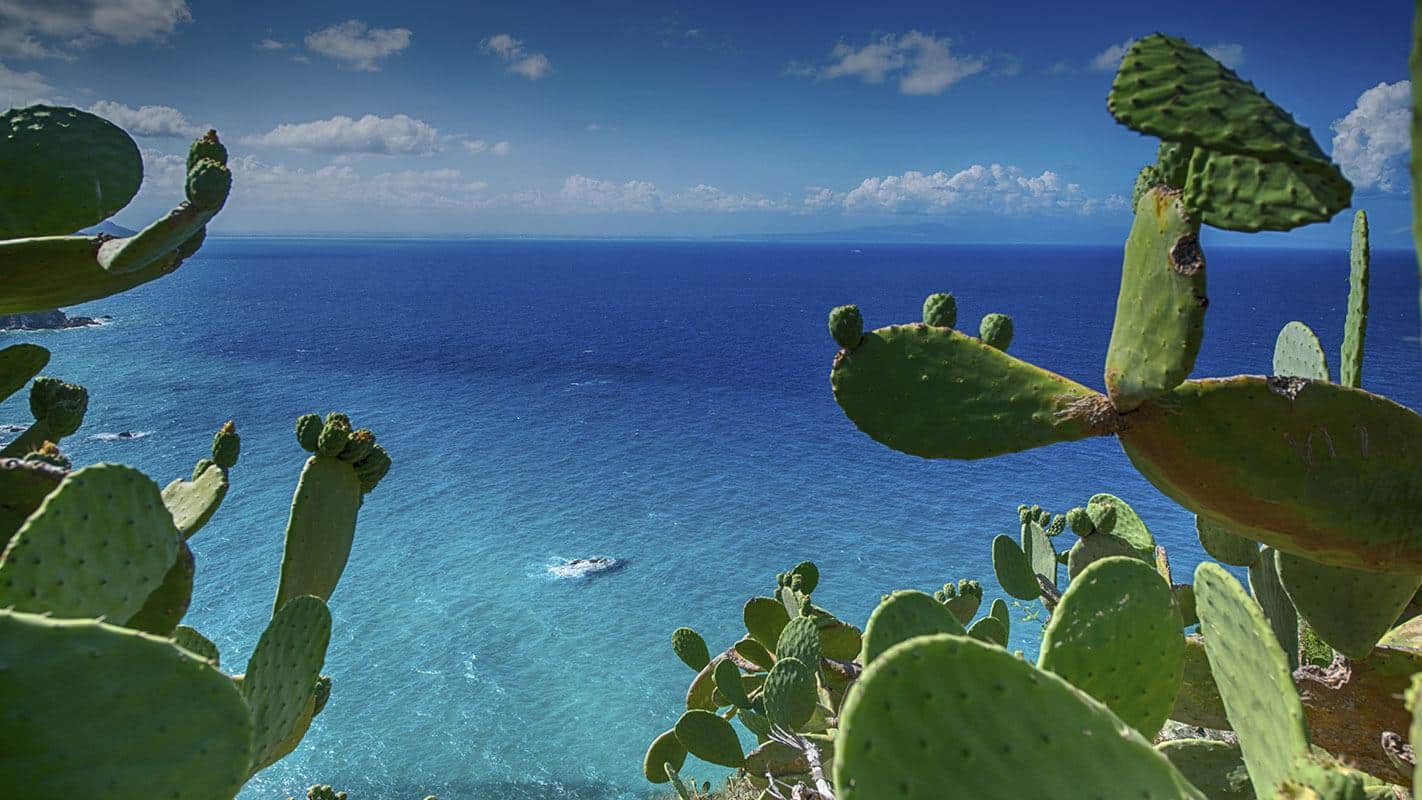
[7,238,1421,799]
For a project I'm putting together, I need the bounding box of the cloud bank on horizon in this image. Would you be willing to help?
[0,0,1413,243]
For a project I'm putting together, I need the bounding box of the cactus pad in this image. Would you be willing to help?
[859,589,965,665]
[1275,549,1420,659]
[273,453,363,612]
[828,305,864,349]
[643,729,688,783]
[775,616,822,668]
[684,656,721,711]
[1038,556,1183,737]
[673,709,744,768]
[1119,376,1422,573]
[0,343,48,405]
[672,627,711,671]
[123,539,195,636]
[1195,562,1309,797]
[1104,185,1206,411]
[1196,516,1260,567]
[966,614,1008,647]
[0,457,63,546]
[921,293,956,328]
[834,634,1205,800]
[0,105,143,238]
[242,595,332,774]
[162,461,230,539]
[936,578,982,625]
[1341,211,1369,388]
[763,657,817,729]
[1249,547,1300,670]
[831,323,1112,459]
[711,658,751,709]
[0,609,251,799]
[977,312,1014,350]
[1022,520,1058,590]
[1088,494,1153,553]
[173,624,221,666]
[1183,149,1352,233]
[1066,531,1147,580]
[0,463,180,621]
[992,534,1041,599]
[1157,739,1252,799]
[1274,321,1330,381]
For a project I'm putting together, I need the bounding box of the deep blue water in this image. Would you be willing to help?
[6,238,1420,799]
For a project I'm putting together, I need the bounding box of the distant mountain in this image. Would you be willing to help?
[80,220,138,237]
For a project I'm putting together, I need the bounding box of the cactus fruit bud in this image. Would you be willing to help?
[316,414,351,457]
[312,675,332,717]
[185,158,232,211]
[828,304,864,349]
[1046,513,1067,537]
[295,413,322,452]
[353,444,391,493]
[187,129,228,171]
[211,420,240,469]
[979,313,1015,350]
[28,376,88,437]
[1017,504,1031,523]
[339,428,376,463]
[922,292,958,328]
[1067,506,1094,536]
[23,441,70,469]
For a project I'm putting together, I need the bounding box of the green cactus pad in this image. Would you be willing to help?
[242,594,333,774]
[921,293,957,328]
[0,105,143,238]
[1022,520,1058,590]
[1341,211,1369,388]
[0,457,62,547]
[1133,163,1162,207]
[859,589,966,665]
[789,560,819,593]
[763,657,817,730]
[828,304,864,349]
[1249,547,1300,670]
[1195,562,1310,797]
[1274,321,1330,381]
[1,376,88,458]
[938,578,982,625]
[1066,531,1148,580]
[776,616,822,668]
[295,413,322,452]
[817,619,862,661]
[672,627,711,671]
[978,312,1014,350]
[744,740,811,778]
[0,463,180,621]
[0,609,251,799]
[643,729,688,783]
[992,534,1041,599]
[1170,635,1230,730]
[1174,583,1198,627]
[1038,556,1184,737]
[1104,185,1206,412]
[1087,494,1154,553]
[1182,148,1352,233]
[211,420,241,469]
[173,624,220,666]
[732,637,774,671]
[834,634,1205,800]
[273,454,363,612]
[673,709,744,768]
[1107,35,1331,166]
[831,323,1113,460]
[685,656,721,711]
[1119,376,1422,573]
[0,343,48,405]
[1157,739,1252,800]
[1196,516,1260,567]
[123,539,195,636]
[966,614,1008,647]
[988,597,1010,631]
[1275,549,1421,660]
[162,461,230,539]
[1156,142,1194,187]
[711,659,751,709]
[1275,756,1368,799]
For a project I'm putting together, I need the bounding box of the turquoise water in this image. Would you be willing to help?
[8,239,1420,799]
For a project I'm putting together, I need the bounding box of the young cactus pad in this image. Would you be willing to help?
[831,320,1113,459]
[833,634,1206,800]
[859,589,964,665]
[1340,210,1369,388]
[1119,376,1422,573]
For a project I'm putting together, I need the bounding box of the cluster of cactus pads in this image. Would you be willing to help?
[648,29,1422,800]
[0,106,391,797]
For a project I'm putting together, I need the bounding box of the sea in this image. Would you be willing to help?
[7,238,1420,799]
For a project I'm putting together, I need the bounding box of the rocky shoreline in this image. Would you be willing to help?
[0,309,108,331]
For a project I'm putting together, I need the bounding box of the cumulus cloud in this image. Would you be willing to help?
[244,113,440,155]
[0,62,52,108]
[255,38,286,50]
[556,176,780,213]
[463,138,512,156]
[1090,38,1243,72]
[480,34,553,79]
[306,20,412,71]
[793,31,984,95]
[0,0,192,58]
[809,164,1125,216]
[1331,80,1412,191]
[89,100,202,137]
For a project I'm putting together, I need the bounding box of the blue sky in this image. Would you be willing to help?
[1,1,1415,245]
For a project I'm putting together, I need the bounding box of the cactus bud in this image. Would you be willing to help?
[185,157,231,211]
[316,414,351,456]
[187,129,228,171]
[979,312,1014,350]
[1046,513,1067,537]
[1087,502,1117,534]
[211,420,239,469]
[312,674,332,717]
[922,292,957,328]
[353,444,391,493]
[338,428,376,463]
[23,440,70,469]
[828,304,864,349]
[1017,504,1030,523]
[28,376,87,437]
[294,413,322,452]
[1066,506,1094,536]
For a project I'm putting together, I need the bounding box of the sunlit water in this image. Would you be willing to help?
[8,237,1419,799]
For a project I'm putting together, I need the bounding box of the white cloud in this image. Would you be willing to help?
[1091,38,1243,72]
[1331,80,1411,191]
[305,20,411,71]
[556,176,780,214]
[670,184,778,212]
[0,0,192,58]
[88,100,201,137]
[0,62,52,108]
[463,138,511,156]
[480,33,552,79]
[244,113,440,155]
[814,164,1124,216]
[794,31,984,95]
[255,38,286,50]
